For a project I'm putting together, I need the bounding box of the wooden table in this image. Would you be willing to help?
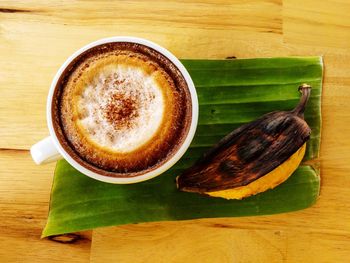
[1,1,349,262]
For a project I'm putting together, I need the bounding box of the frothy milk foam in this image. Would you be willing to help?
[77,64,164,152]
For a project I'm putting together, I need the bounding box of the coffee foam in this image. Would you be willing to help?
[77,64,164,152]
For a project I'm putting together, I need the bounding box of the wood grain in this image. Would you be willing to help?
[0,150,92,262]
[91,226,288,263]
[1,0,350,262]
[91,223,350,263]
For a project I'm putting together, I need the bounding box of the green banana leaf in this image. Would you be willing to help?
[42,57,323,237]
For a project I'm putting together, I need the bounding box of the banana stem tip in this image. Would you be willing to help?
[292,84,312,117]
[299,83,312,92]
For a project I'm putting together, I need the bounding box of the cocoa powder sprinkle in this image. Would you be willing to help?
[103,93,139,130]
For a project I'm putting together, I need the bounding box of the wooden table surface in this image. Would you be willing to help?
[1,0,349,262]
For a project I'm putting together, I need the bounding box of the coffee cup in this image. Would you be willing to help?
[30,36,198,184]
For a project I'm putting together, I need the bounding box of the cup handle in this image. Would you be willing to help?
[30,136,62,164]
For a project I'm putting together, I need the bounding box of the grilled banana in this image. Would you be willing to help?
[176,84,312,200]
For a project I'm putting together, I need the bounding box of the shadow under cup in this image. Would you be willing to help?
[49,40,196,182]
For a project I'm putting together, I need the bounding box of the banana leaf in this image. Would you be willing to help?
[42,57,323,237]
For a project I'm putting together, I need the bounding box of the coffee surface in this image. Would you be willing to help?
[52,42,191,177]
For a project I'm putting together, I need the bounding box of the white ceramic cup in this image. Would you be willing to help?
[30,36,198,184]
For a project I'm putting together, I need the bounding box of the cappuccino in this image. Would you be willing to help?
[52,42,192,177]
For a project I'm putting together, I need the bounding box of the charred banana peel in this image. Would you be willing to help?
[176,84,312,200]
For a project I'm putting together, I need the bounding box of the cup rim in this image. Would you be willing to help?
[47,36,198,184]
